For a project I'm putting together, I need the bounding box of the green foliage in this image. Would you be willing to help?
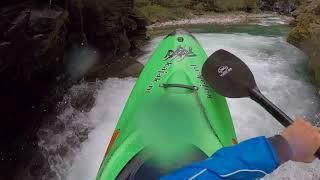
[152,0,192,8]
[135,0,152,7]
[134,0,203,23]
[135,4,191,23]
[192,2,207,12]
[135,0,258,13]
[134,0,259,23]
[186,0,258,12]
[287,11,320,47]
[211,0,257,12]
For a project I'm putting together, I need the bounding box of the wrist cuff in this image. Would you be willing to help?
[268,135,293,164]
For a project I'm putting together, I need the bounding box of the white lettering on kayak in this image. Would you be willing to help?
[191,64,212,99]
[146,62,172,93]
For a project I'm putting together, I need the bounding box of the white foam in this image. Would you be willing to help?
[66,78,136,180]
[251,14,292,26]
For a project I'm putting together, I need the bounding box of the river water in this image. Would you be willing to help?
[36,25,320,180]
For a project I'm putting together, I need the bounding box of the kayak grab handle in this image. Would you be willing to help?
[160,83,198,91]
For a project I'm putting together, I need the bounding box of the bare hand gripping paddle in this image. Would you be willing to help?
[202,49,320,158]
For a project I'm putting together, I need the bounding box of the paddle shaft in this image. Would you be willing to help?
[249,87,293,126]
[249,87,320,158]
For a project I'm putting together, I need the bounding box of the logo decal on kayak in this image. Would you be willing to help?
[218,65,232,77]
[164,46,197,61]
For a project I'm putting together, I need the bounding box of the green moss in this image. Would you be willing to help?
[185,0,258,12]
[287,8,320,47]
[287,0,320,86]
[192,3,207,12]
[135,0,151,7]
[309,59,320,86]
[211,0,258,12]
[134,0,259,23]
[152,0,192,8]
[287,24,309,47]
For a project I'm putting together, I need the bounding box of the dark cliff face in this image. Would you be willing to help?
[0,0,146,81]
[0,0,146,178]
[258,0,301,14]
[287,0,320,85]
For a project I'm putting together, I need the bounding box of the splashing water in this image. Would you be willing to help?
[38,31,320,180]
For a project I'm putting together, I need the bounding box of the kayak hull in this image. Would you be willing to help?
[97,29,237,179]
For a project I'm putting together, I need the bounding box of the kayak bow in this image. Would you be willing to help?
[97,29,237,180]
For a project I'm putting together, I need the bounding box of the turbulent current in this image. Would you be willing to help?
[37,27,320,180]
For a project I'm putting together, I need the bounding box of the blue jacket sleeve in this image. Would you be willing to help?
[160,136,280,180]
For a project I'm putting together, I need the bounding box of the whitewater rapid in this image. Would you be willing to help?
[39,32,320,180]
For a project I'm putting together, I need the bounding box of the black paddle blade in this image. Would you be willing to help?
[202,49,257,98]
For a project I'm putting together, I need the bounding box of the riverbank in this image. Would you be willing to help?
[135,0,299,25]
[148,13,292,30]
[146,12,292,38]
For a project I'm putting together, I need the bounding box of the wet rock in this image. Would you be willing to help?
[29,155,45,177]
[4,10,30,40]
[84,59,144,81]
[29,8,63,35]
[0,0,146,179]
[70,90,95,112]
[119,61,144,77]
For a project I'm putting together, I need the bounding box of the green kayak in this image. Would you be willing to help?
[97,29,237,180]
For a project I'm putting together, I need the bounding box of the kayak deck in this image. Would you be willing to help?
[97,29,237,180]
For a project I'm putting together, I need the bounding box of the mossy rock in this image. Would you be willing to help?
[309,59,320,86]
[287,24,310,47]
[287,0,320,86]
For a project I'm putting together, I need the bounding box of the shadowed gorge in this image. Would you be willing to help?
[0,0,146,179]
